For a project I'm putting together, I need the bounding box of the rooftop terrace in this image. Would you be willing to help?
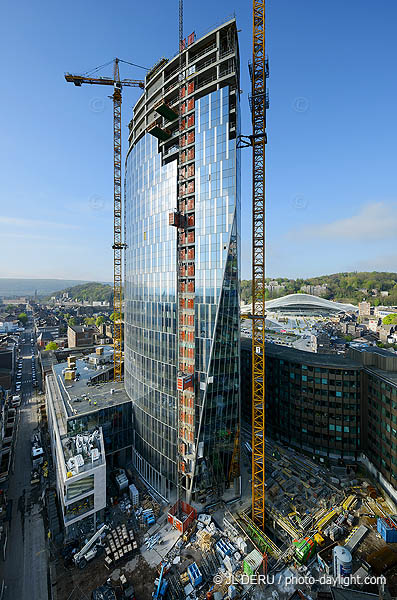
[53,357,131,418]
[240,338,360,369]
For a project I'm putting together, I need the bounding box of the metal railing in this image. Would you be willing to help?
[195,73,217,92]
[189,42,217,64]
[219,66,236,79]
[194,55,217,73]
[219,47,235,60]
[164,79,179,95]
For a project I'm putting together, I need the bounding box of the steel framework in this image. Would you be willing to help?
[112,59,124,382]
[65,61,144,382]
[251,0,267,530]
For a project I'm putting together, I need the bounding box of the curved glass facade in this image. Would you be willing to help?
[125,80,240,501]
[125,135,178,498]
[193,88,240,492]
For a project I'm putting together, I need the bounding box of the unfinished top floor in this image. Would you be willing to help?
[127,17,240,151]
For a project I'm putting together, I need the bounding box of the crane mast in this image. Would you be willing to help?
[251,0,267,530]
[112,59,124,382]
[65,60,144,382]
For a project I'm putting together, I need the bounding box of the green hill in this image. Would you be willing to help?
[241,272,397,306]
[48,282,113,303]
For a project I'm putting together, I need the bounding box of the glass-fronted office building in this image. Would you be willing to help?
[125,19,240,501]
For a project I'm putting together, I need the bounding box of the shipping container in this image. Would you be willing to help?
[377,517,397,543]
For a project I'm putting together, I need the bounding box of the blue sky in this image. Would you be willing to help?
[0,0,396,281]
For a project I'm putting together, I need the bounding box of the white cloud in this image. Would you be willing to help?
[1,232,57,241]
[289,202,397,242]
[0,216,79,229]
[348,254,397,273]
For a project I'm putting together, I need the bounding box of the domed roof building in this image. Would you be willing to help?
[265,293,358,316]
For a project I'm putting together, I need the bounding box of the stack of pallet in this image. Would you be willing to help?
[196,529,213,552]
[104,524,138,569]
[180,571,189,586]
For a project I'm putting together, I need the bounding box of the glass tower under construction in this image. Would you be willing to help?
[125,18,240,502]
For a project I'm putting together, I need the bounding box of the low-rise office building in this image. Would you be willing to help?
[263,342,361,461]
[374,306,397,319]
[46,356,133,466]
[67,325,97,349]
[0,336,17,390]
[36,325,60,339]
[241,339,397,503]
[45,354,133,534]
[350,346,397,503]
[46,377,106,537]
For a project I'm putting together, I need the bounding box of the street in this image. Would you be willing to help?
[0,322,48,600]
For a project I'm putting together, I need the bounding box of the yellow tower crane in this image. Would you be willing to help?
[251,0,267,529]
[65,59,144,382]
[237,1,268,529]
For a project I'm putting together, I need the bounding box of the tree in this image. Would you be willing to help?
[344,335,353,342]
[84,317,95,326]
[45,341,58,351]
[110,311,123,321]
[45,282,113,304]
[383,314,397,325]
[68,317,76,327]
[18,312,28,325]
[96,316,105,327]
[5,304,14,312]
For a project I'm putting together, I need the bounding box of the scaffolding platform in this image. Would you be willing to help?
[148,123,172,141]
[168,500,197,533]
[155,99,179,121]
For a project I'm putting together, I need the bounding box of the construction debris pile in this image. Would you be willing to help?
[155,511,251,600]
[137,493,161,525]
[266,442,346,541]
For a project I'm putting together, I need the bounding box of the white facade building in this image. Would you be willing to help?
[46,375,106,536]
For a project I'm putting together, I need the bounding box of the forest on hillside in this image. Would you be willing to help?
[240,272,397,305]
[47,282,113,303]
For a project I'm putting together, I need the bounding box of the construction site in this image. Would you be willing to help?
[48,433,397,600]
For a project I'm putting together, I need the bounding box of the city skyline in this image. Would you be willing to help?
[1,0,397,280]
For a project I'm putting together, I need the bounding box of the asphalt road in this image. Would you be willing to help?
[0,321,48,600]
